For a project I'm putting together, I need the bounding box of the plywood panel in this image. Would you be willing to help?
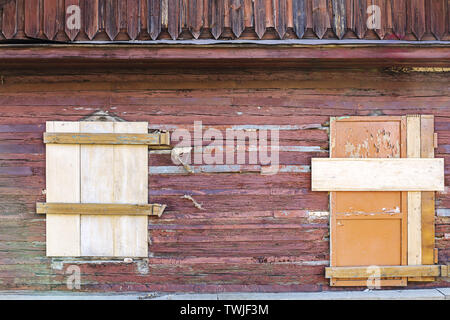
[46,121,80,257]
[311,158,444,192]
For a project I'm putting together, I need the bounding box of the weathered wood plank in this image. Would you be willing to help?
[230,0,244,37]
[292,0,306,38]
[188,0,203,39]
[46,121,81,257]
[167,0,181,39]
[37,203,167,217]
[311,158,444,192]
[85,0,100,39]
[409,0,425,40]
[353,0,367,39]
[429,0,446,40]
[105,0,120,40]
[254,0,265,39]
[407,115,422,266]
[210,0,224,39]
[127,0,140,40]
[332,0,346,39]
[43,132,170,146]
[24,0,40,38]
[148,0,161,40]
[65,0,81,40]
[312,0,328,39]
[273,0,287,39]
[325,265,443,278]
[2,0,18,39]
[391,0,406,39]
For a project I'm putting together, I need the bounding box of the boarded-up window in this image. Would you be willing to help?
[38,121,168,257]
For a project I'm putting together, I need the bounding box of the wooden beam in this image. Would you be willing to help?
[44,132,170,146]
[36,203,167,217]
[325,265,445,279]
[311,158,444,192]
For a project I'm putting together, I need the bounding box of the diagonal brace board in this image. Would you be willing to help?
[311,158,444,192]
[37,203,167,217]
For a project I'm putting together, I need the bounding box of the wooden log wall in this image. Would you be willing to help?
[0,0,449,41]
[0,63,448,292]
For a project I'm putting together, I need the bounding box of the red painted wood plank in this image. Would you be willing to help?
[148,0,161,40]
[370,0,388,39]
[85,0,100,40]
[353,0,367,39]
[254,0,265,39]
[408,0,425,40]
[24,0,39,38]
[210,0,224,39]
[167,0,181,39]
[105,0,120,40]
[243,0,252,28]
[292,0,306,39]
[273,0,287,39]
[188,0,203,39]
[230,0,244,37]
[331,0,346,39]
[312,0,328,39]
[65,0,80,40]
[391,0,406,39]
[43,0,58,40]
[429,0,446,40]
[127,0,140,40]
[2,0,18,39]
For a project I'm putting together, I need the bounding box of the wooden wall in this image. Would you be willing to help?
[0,64,449,292]
[0,0,449,41]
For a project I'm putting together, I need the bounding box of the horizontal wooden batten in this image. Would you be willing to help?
[36,203,167,217]
[44,132,170,146]
[325,265,448,279]
[311,158,444,192]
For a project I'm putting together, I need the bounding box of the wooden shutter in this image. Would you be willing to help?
[312,116,446,286]
[40,121,168,257]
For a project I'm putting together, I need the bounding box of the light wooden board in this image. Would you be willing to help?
[325,265,443,279]
[407,115,422,266]
[311,158,444,192]
[44,132,170,146]
[46,122,81,257]
[79,122,149,257]
[37,203,166,216]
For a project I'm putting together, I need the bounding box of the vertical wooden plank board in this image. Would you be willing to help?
[312,0,327,39]
[148,0,161,40]
[421,115,435,266]
[210,0,224,39]
[243,0,252,28]
[25,0,40,38]
[105,0,120,40]
[407,115,422,266]
[46,121,81,257]
[113,122,148,257]
[273,0,286,39]
[80,122,115,257]
[2,0,18,38]
[188,0,203,38]
[353,0,366,39]
[332,0,346,39]
[65,0,80,40]
[408,0,425,40]
[126,0,141,40]
[292,0,306,38]
[85,0,99,39]
[254,0,265,38]
[286,0,293,28]
[264,0,273,27]
[230,0,244,37]
[167,0,181,39]
[391,0,406,39]
[43,0,58,40]
[371,0,388,39]
[429,0,446,40]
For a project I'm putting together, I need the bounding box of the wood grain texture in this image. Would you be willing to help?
[188,0,203,39]
[65,0,80,40]
[43,0,58,40]
[311,158,444,192]
[407,115,422,266]
[210,0,224,39]
[353,0,367,39]
[332,0,346,39]
[273,0,287,39]
[429,0,446,40]
[326,265,443,278]
[230,0,244,37]
[148,0,161,40]
[391,0,406,39]
[45,121,81,257]
[292,0,306,38]
[2,0,18,39]
[85,0,100,40]
[43,132,170,146]
[409,0,425,40]
[127,0,141,40]
[312,0,328,39]
[254,0,265,39]
[37,203,166,216]
[167,0,181,39]
[105,0,120,40]
[24,0,39,38]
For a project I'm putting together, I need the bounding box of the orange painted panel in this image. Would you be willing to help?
[330,116,407,286]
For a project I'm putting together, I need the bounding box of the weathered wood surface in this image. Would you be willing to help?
[36,203,166,216]
[0,65,449,292]
[325,265,444,279]
[43,132,170,146]
[0,0,448,41]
